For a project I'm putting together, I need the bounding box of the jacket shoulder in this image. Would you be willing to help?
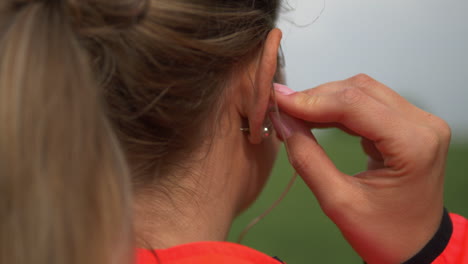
[136,241,283,264]
[433,213,468,264]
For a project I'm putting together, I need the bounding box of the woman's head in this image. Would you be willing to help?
[0,0,282,263]
[93,0,282,185]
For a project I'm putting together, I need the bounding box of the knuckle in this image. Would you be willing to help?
[340,86,364,106]
[441,121,452,142]
[349,73,376,87]
[425,113,452,142]
[435,117,452,142]
[296,93,320,108]
[419,126,441,154]
[289,152,310,175]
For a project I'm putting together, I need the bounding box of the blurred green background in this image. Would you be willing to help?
[227,129,468,263]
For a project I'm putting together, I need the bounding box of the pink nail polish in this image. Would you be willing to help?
[273,83,295,95]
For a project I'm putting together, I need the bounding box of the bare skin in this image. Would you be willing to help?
[272,74,449,264]
[133,29,283,249]
[133,27,449,263]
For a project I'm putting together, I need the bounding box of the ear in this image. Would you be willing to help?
[248,28,282,144]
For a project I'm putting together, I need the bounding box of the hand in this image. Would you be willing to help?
[270,74,451,264]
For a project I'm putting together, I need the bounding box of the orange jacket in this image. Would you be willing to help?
[136,213,468,264]
[136,241,284,264]
[432,213,468,263]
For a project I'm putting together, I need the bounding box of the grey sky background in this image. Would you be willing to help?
[277,0,468,142]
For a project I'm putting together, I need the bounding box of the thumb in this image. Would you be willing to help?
[270,111,346,202]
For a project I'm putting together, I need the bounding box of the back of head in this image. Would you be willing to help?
[0,0,280,263]
[101,0,281,183]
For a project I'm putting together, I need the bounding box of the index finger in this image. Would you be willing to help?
[275,86,411,144]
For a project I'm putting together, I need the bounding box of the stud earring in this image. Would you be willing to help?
[242,73,276,138]
[240,116,273,138]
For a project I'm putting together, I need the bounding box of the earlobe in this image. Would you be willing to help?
[247,28,282,144]
[240,114,274,139]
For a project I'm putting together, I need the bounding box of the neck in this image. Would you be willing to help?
[133,125,251,249]
[132,102,278,249]
[133,184,238,249]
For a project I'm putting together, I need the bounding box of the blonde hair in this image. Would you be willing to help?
[0,0,280,263]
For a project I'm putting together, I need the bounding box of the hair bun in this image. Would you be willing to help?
[67,0,148,36]
[8,0,148,35]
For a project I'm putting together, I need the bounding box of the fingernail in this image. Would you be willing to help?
[269,111,304,140]
[273,83,296,95]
